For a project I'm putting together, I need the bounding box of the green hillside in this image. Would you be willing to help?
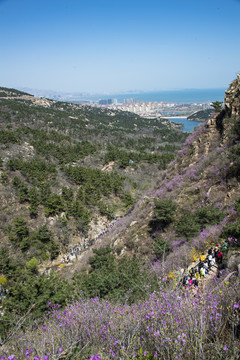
[187,108,214,121]
[1,75,240,360]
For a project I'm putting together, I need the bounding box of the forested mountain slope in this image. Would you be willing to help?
[1,76,240,360]
[0,86,186,268]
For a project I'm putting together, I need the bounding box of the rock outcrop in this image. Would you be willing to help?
[225,73,240,118]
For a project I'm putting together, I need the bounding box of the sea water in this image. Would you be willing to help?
[101,88,225,104]
[166,117,205,132]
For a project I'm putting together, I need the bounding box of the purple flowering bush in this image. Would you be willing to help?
[2,275,240,360]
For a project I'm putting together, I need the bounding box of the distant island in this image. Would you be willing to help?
[187,108,214,121]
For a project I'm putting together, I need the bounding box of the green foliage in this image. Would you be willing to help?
[222,222,240,243]
[8,219,59,260]
[195,205,224,227]
[28,187,40,217]
[0,130,20,144]
[26,257,39,273]
[0,172,9,185]
[64,165,123,198]
[38,225,52,242]
[68,200,91,228]
[234,198,240,213]
[153,237,172,258]
[44,193,64,216]
[12,176,29,202]
[152,198,176,229]
[187,108,214,121]
[98,201,114,220]
[0,248,16,276]
[61,186,74,203]
[32,138,97,164]
[39,183,51,204]
[174,211,201,239]
[104,146,175,169]
[74,247,158,303]
[29,226,59,260]
[210,101,223,113]
[232,118,240,139]
[7,158,56,184]
[8,217,29,243]
[0,272,73,338]
[121,193,136,209]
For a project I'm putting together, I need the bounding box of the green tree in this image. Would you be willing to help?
[195,205,224,228]
[74,247,158,303]
[153,237,172,258]
[210,101,223,113]
[45,193,64,216]
[174,211,200,239]
[151,198,176,229]
[29,187,40,217]
[9,217,29,243]
[38,225,52,242]
[0,273,73,339]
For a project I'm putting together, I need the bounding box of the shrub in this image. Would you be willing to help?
[174,211,201,239]
[195,205,224,227]
[153,237,172,258]
[74,247,158,303]
[26,257,39,273]
[8,217,29,243]
[151,198,176,229]
[222,222,240,245]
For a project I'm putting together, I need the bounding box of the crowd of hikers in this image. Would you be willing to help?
[61,217,120,264]
[181,238,235,288]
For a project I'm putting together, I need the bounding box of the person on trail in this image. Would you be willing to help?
[210,257,216,267]
[203,261,209,274]
[208,253,213,267]
[200,267,205,279]
[193,278,198,287]
[218,251,223,264]
[189,268,194,279]
[198,260,203,273]
[208,248,213,255]
[200,254,205,262]
[195,271,200,281]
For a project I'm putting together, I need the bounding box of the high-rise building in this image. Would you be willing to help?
[99,99,113,105]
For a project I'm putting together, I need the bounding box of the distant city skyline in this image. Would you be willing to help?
[0,0,240,93]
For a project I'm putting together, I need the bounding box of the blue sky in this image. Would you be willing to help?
[0,0,240,93]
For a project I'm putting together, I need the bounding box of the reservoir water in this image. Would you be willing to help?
[165,117,205,132]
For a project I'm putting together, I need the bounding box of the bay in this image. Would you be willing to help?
[165,117,205,132]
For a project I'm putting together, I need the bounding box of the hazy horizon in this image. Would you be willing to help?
[1,0,240,93]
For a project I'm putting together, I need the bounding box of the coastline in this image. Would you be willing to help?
[164,116,205,122]
[163,116,188,119]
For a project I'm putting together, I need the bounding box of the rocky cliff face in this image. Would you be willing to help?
[225,73,240,118]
